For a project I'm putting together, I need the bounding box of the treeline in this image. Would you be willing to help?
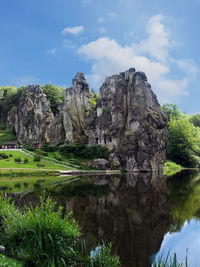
[162,104,200,167]
[0,84,65,120]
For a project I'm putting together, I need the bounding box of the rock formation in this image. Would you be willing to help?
[87,68,168,172]
[7,85,54,145]
[6,68,168,172]
[62,72,92,144]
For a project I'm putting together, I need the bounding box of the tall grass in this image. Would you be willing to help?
[152,252,189,267]
[0,194,120,267]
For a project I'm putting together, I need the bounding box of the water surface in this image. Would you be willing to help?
[2,170,200,266]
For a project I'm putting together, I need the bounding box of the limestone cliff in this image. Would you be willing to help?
[87,68,168,172]
[7,85,54,145]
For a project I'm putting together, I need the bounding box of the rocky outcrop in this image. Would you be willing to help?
[48,103,65,145]
[62,72,92,144]
[7,85,54,145]
[87,68,168,172]
[6,68,168,172]
[90,158,110,170]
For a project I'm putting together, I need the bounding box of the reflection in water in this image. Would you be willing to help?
[12,173,170,267]
[167,170,200,232]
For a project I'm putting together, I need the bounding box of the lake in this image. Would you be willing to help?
[1,170,200,266]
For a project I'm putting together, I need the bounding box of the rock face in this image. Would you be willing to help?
[6,68,168,172]
[87,68,168,172]
[48,103,65,145]
[62,72,92,144]
[7,85,54,145]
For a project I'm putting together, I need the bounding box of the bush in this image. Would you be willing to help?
[33,154,41,162]
[23,158,29,164]
[60,143,109,160]
[54,151,62,161]
[0,196,81,266]
[14,157,21,163]
[0,153,9,159]
[0,196,120,267]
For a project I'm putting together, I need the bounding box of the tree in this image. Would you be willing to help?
[162,104,183,121]
[189,113,200,127]
[167,117,200,167]
[41,84,64,115]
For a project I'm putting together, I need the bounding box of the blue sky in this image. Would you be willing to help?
[1,0,200,113]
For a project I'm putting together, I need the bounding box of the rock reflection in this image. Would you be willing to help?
[11,173,170,267]
[62,173,170,267]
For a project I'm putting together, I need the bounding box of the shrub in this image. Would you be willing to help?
[23,158,29,164]
[14,157,21,163]
[0,196,81,266]
[54,151,62,161]
[33,154,41,162]
[0,196,120,267]
[0,153,9,159]
[90,244,120,267]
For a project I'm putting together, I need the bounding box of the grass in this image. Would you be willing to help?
[0,195,120,267]
[152,252,189,267]
[0,124,16,146]
[0,255,22,267]
[164,161,183,177]
[0,151,72,171]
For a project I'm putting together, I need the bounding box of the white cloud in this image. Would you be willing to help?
[78,14,197,103]
[46,48,57,55]
[62,26,84,35]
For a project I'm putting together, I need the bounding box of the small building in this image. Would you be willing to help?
[2,141,18,149]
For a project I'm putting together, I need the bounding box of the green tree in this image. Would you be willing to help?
[189,113,200,127]
[167,117,200,167]
[162,104,183,121]
[41,84,64,114]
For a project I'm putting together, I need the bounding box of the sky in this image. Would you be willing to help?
[1,0,200,113]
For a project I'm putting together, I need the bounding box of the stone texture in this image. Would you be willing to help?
[87,68,168,172]
[90,158,110,170]
[7,85,54,145]
[62,72,92,144]
[48,103,65,145]
[6,69,168,172]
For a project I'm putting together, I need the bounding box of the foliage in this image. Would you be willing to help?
[0,255,22,267]
[162,104,183,122]
[89,243,120,267]
[33,154,41,162]
[90,89,99,110]
[23,158,29,164]
[152,252,189,267]
[0,123,17,146]
[164,161,183,177]
[43,143,109,160]
[167,117,200,167]
[0,195,81,266]
[0,196,120,267]
[0,86,27,120]
[0,153,9,159]
[189,113,200,127]
[59,144,109,160]
[41,84,64,115]
[14,157,22,163]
